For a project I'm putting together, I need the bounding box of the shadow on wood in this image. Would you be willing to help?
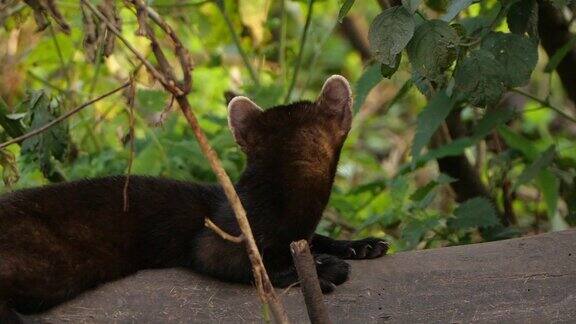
[25,230,576,323]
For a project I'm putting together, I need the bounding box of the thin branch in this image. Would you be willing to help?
[290,240,331,324]
[285,0,314,103]
[204,218,244,243]
[48,23,72,91]
[123,79,137,212]
[512,88,576,124]
[279,0,287,86]
[152,0,212,8]
[0,82,130,149]
[216,2,259,85]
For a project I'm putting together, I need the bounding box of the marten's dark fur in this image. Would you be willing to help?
[0,76,387,322]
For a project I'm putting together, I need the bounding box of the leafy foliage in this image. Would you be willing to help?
[0,0,574,253]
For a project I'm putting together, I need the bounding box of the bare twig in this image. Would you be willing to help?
[0,82,130,149]
[96,2,290,322]
[285,0,314,103]
[204,218,244,243]
[512,88,576,124]
[80,0,184,96]
[290,240,331,324]
[123,79,137,212]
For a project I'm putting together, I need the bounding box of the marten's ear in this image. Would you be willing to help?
[317,75,352,131]
[228,96,262,147]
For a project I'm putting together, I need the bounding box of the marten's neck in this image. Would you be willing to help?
[235,157,337,243]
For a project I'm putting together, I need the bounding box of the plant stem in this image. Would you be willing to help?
[279,0,287,86]
[512,88,576,124]
[217,3,259,85]
[284,0,314,103]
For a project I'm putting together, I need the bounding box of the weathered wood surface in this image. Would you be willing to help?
[26,230,576,323]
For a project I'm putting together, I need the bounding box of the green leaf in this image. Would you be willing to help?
[440,0,475,22]
[353,64,382,114]
[380,54,401,78]
[513,145,556,191]
[402,0,422,13]
[21,91,70,178]
[402,213,442,248]
[410,174,456,207]
[454,49,506,107]
[481,32,538,87]
[407,20,459,81]
[537,170,568,231]
[507,0,539,40]
[368,6,415,66]
[497,125,539,160]
[448,197,500,230]
[411,91,454,159]
[544,35,576,73]
[337,0,355,22]
[388,79,414,108]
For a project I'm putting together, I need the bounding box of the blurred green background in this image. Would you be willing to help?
[0,0,575,253]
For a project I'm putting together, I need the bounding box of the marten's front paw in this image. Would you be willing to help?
[341,238,389,260]
[314,254,350,293]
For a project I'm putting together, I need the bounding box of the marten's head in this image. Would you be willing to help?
[228,75,352,178]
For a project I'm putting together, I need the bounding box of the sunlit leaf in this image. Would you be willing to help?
[239,0,271,45]
[337,0,355,22]
[537,170,569,231]
[0,149,19,187]
[513,145,555,190]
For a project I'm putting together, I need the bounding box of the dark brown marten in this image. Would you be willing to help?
[0,75,387,322]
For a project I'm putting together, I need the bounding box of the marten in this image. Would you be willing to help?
[0,75,388,323]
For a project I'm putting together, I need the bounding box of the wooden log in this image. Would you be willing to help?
[25,230,576,323]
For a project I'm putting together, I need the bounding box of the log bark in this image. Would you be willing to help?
[27,230,576,323]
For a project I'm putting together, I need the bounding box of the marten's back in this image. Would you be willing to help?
[0,176,222,314]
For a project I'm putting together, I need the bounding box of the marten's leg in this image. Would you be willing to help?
[311,234,389,259]
[190,229,351,293]
[268,254,350,294]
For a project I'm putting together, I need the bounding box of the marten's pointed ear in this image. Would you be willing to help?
[228,96,262,147]
[317,75,352,130]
